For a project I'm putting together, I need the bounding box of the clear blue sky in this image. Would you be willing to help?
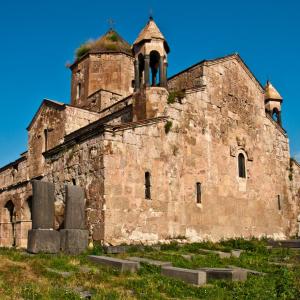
[0,0,299,166]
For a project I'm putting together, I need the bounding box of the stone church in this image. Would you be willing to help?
[0,18,300,248]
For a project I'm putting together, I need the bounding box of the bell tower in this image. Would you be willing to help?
[265,81,283,126]
[132,17,170,121]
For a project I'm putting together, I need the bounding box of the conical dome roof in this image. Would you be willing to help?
[75,29,132,61]
[133,18,170,53]
[265,81,283,101]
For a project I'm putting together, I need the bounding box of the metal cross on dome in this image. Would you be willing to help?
[108,18,116,30]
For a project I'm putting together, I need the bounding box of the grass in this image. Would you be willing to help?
[0,238,299,299]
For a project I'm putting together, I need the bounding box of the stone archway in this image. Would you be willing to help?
[0,200,16,247]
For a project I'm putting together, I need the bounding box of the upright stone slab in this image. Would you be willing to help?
[31,180,55,229]
[64,185,85,229]
[60,185,88,254]
[27,181,60,254]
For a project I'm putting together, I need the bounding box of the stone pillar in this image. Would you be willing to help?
[27,181,60,253]
[144,55,150,87]
[159,57,165,87]
[278,111,282,126]
[134,59,140,91]
[164,62,168,87]
[60,185,88,254]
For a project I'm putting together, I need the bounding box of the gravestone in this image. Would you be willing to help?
[60,185,89,254]
[88,255,140,273]
[27,181,60,253]
[161,266,207,286]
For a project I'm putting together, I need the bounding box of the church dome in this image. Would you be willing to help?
[265,81,283,101]
[75,29,132,61]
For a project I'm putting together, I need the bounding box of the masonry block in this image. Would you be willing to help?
[88,255,139,273]
[161,266,207,286]
[27,229,60,254]
[32,181,55,229]
[60,229,89,254]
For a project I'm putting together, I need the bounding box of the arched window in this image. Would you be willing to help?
[272,108,281,125]
[150,50,160,87]
[76,83,81,100]
[145,171,151,200]
[238,153,246,178]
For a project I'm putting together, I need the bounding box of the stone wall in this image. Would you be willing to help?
[28,103,100,179]
[43,134,107,240]
[65,106,100,134]
[290,160,300,235]
[71,53,134,110]
[102,56,294,245]
[0,155,28,190]
[0,182,32,248]
[83,89,123,113]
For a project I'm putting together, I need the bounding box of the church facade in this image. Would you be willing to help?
[0,18,300,247]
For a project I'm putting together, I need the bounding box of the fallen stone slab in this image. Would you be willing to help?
[88,256,139,273]
[161,266,207,286]
[198,249,231,259]
[268,240,300,248]
[182,254,194,260]
[104,245,132,254]
[128,257,172,267]
[227,265,266,276]
[198,267,247,282]
[269,262,293,268]
[45,268,73,278]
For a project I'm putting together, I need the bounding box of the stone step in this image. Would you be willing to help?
[88,255,139,273]
[128,257,172,267]
[268,239,300,248]
[161,266,207,286]
[198,267,247,282]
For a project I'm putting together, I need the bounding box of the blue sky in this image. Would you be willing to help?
[0,0,299,166]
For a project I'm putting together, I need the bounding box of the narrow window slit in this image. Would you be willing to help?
[238,153,246,178]
[145,172,151,200]
[196,182,202,204]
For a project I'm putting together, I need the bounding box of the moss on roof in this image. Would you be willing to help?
[75,30,132,60]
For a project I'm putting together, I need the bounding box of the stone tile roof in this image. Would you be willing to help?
[265,81,283,101]
[133,18,170,53]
